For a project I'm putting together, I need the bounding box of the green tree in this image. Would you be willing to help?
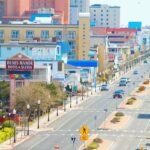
[0,81,9,100]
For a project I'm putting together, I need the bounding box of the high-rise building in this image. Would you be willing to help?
[70,0,89,24]
[70,0,89,12]
[0,0,6,18]
[30,0,70,24]
[90,4,120,28]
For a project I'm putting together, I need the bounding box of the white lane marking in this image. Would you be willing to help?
[27,134,50,150]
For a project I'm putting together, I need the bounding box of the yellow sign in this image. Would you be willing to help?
[80,135,89,141]
[79,125,90,135]
[140,147,144,150]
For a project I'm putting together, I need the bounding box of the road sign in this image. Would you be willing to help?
[79,125,90,135]
[80,135,89,141]
[140,147,144,150]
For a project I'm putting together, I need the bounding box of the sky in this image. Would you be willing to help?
[90,0,150,26]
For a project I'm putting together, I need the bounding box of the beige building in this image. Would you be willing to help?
[0,13,90,60]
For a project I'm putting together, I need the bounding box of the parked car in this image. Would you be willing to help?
[113,91,123,99]
[133,70,138,75]
[119,80,127,86]
[100,84,109,91]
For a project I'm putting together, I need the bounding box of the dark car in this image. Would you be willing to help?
[144,60,148,63]
[133,70,138,75]
[116,90,125,95]
[113,91,123,99]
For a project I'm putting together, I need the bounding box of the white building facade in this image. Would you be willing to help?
[90,4,120,28]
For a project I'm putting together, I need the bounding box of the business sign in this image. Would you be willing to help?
[6,60,34,71]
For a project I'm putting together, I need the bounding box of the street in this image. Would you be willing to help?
[13,61,150,150]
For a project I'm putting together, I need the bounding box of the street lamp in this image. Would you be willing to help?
[13,109,16,143]
[91,83,93,95]
[70,92,72,108]
[8,112,11,126]
[2,115,5,131]
[82,85,84,100]
[47,106,50,122]
[27,104,30,135]
[63,88,66,112]
[37,100,41,129]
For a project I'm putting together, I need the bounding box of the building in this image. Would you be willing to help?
[70,0,89,24]
[2,0,30,22]
[70,0,89,12]
[1,0,70,24]
[30,0,70,24]
[90,4,120,28]
[0,42,69,82]
[70,6,78,24]
[0,13,90,60]
[0,0,6,18]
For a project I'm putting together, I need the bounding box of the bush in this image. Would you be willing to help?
[143,80,149,84]
[93,138,103,143]
[83,148,92,150]
[111,117,120,123]
[126,97,136,105]
[2,120,15,128]
[115,112,124,117]
[88,142,99,149]
[138,86,146,92]
[0,128,14,143]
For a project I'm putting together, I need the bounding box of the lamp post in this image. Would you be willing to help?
[47,106,50,122]
[8,112,11,126]
[37,100,41,129]
[82,85,84,100]
[91,83,93,95]
[63,88,66,112]
[70,92,72,108]
[13,109,16,143]
[2,115,5,131]
[76,92,78,105]
[27,104,30,135]
[56,105,59,116]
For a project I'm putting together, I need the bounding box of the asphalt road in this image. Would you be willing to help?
[13,61,150,150]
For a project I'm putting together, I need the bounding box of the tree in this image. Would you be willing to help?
[15,83,50,113]
[0,81,9,100]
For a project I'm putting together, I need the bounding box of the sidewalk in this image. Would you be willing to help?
[0,88,99,150]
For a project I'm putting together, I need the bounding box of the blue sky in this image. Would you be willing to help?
[90,0,150,26]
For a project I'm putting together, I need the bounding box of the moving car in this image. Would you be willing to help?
[144,60,148,63]
[101,84,109,91]
[113,91,123,99]
[133,70,138,75]
[119,80,127,86]
[116,89,125,95]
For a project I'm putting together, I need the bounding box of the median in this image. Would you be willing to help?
[79,134,113,150]
[99,112,130,130]
[119,97,142,109]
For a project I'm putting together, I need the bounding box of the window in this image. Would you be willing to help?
[54,31,62,39]
[69,41,76,49]
[7,47,11,50]
[0,30,4,38]
[68,31,76,39]
[11,30,19,39]
[58,62,62,71]
[41,30,49,39]
[26,30,34,39]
